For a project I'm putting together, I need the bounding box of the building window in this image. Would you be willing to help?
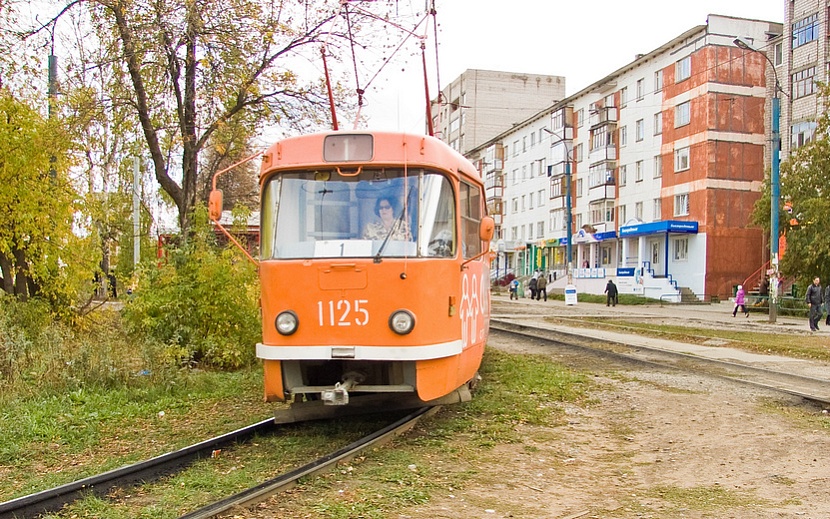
[635,160,644,182]
[653,155,662,178]
[620,86,628,107]
[521,195,526,212]
[636,78,644,101]
[528,223,533,240]
[674,146,690,172]
[537,221,544,238]
[512,198,518,213]
[793,67,817,99]
[601,245,612,266]
[635,119,644,141]
[530,132,536,148]
[574,213,582,229]
[676,56,691,82]
[588,165,612,188]
[522,165,527,181]
[792,13,819,49]
[589,201,615,224]
[576,109,584,128]
[673,237,689,261]
[654,69,663,92]
[619,165,627,186]
[620,125,627,147]
[774,42,783,66]
[528,193,533,210]
[654,112,662,135]
[550,211,561,232]
[790,121,816,149]
[619,204,626,223]
[653,198,662,220]
[513,140,519,157]
[792,121,817,149]
[522,136,527,153]
[538,189,545,206]
[550,178,562,198]
[675,101,690,127]
[635,201,643,220]
[674,193,690,216]
[592,126,613,150]
[575,143,584,162]
[576,178,583,198]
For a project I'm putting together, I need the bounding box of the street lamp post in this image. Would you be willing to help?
[544,126,574,282]
[734,37,780,323]
[565,149,573,282]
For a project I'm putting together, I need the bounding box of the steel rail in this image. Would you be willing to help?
[177,406,438,519]
[490,318,830,406]
[0,417,278,519]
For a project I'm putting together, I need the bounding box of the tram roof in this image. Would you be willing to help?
[260,131,482,183]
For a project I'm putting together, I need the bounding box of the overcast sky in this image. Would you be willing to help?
[358,0,783,133]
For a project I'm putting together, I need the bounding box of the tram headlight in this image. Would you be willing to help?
[388,310,415,335]
[275,311,299,335]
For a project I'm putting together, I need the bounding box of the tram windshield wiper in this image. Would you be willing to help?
[373,211,408,263]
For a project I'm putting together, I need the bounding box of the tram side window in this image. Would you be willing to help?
[460,181,482,259]
[424,175,456,257]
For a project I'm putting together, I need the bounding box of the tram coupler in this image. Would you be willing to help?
[321,372,364,406]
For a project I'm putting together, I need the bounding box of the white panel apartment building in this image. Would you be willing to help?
[431,69,565,156]
[474,15,782,301]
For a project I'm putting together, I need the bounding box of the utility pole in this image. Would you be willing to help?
[734,36,781,323]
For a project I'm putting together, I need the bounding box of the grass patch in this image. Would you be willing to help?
[647,484,767,511]
[547,316,830,362]
[0,368,273,501]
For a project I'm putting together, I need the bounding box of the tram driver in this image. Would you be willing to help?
[362,195,413,241]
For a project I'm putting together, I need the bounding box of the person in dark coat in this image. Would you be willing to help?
[535,273,547,301]
[805,276,823,331]
[604,279,619,307]
[528,276,538,300]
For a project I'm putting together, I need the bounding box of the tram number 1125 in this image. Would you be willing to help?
[317,299,370,327]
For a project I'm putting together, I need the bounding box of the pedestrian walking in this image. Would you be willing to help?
[604,279,618,307]
[528,276,538,300]
[805,276,823,331]
[536,274,547,301]
[732,285,748,317]
[509,278,520,300]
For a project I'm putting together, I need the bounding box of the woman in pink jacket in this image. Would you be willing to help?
[732,285,748,317]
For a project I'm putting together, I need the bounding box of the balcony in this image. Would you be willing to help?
[486,185,504,201]
[587,184,615,203]
[588,144,617,164]
[589,106,618,129]
[484,158,504,174]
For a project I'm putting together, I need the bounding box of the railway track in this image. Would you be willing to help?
[178,406,436,519]
[490,317,830,406]
[0,407,435,519]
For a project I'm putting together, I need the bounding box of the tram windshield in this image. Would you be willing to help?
[260,168,457,260]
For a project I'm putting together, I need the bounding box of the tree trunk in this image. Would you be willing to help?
[0,251,13,295]
[12,247,30,301]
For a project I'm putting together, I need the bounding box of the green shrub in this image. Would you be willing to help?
[121,207,260,370]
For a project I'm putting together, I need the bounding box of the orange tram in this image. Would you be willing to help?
[211,131,494,407]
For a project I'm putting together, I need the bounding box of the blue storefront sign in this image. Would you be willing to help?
[619,220,699,238]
